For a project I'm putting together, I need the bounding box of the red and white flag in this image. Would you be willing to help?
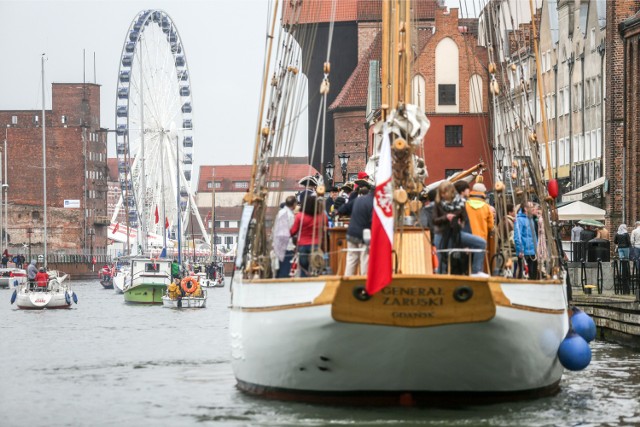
[154,206,159,224]
[165,217,170,229]
[366,127,394,295]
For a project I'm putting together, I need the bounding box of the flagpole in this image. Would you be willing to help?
[176,135,181,265]
[160,132,167,253]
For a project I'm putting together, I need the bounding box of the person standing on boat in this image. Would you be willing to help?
[514,202,538,279]
[1,253,8,268]
[290,195,327,277]
[345,191,374,276]
[27,259,38,287]
[432,181,487,277]
[325,186,340,216]
[464,182,494,273]
[272,195,297,278]
[35,267,49,290]
[454,180,471,201]
[614,224,631,260]
[171,259,181,280]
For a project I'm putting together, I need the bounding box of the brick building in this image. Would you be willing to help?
[194,157,318,251]
[605,1,640,231]
[329,2,491,186]
[0,83,108,255]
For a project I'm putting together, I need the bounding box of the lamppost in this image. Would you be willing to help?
[4,125,8,250]
[338,153,350,183]
[26,227,32,261]
[496,143,506,176]
[88,228,95,271]
[324,161,334,188]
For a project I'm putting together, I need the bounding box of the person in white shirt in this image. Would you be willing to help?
[571,223,584,262]
[272,196,297,277]
[631,221,640,261]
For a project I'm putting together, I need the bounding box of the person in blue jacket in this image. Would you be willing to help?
[514,202,538,279]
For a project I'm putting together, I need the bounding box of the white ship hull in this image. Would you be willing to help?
[230,274,569,404]
[113,272,128,294]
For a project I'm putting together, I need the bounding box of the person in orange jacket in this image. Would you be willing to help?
[35,267,49,290]
[465,181,494,271]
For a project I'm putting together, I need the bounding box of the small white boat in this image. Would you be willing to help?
[161,291,207,308]
[195,272,224,288]
[11,271,76,310]
[0,268,27,289]
[112,258,132,294]
[162,277,207,308]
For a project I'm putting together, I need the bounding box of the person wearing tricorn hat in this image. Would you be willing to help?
[331,182,353,216]
[325,186,340,215]
[296,175,318,205]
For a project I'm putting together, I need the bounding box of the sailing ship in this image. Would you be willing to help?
[11,55,76,310]
[229,0,592,404]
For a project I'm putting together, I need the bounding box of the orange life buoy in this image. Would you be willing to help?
[180,277,199,294]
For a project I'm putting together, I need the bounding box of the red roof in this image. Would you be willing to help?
[330,29,433,111]
[357,0,438,21]
[284,0,358,25]
[197,161,319,193]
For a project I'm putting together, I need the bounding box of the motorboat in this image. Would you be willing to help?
[123,257,171,304]
[0,268,27,289]
[162,276,207,308]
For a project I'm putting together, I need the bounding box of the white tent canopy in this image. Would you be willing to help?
[557,201,605,220]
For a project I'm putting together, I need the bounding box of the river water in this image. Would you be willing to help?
[1,279,639,427]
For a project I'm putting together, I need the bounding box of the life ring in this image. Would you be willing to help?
[181,277,199,294]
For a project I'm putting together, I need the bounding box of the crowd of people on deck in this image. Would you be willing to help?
[270,170,555,280]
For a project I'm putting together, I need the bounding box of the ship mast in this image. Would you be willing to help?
[381,0,412,119]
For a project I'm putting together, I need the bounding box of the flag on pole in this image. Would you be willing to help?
[112,223,120,233]
[165,217,170,229]
[366,126,394,295]
[154,206,159,224]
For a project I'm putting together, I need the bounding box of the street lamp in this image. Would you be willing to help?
[324,161,334,187]
[338,153,350,182]
[88,228,95,271]
[496,143,506,170]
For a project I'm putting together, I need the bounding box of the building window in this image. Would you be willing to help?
[214,236,221,244]
[444,125,463,147]
[225,236,234,245]
[234,181,249,189]
[438,84,456,106]
[215,182,221,188]
[268,181,280,188]
[61,115,67,124]
[11,116,17,125]
[445,169,463,179]
[214,221,221,228]
[207,181,213,189]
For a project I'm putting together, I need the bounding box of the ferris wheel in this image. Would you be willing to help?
[112,9,209,249]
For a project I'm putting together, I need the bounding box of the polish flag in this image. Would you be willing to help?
[366,127,394,295]
[154,206,159,224]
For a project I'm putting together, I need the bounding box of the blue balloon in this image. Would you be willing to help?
[10,289,16,304]
[65,292,71,305]
[72,292,78,304]
[571,308,596,342]
[558,332,591,371]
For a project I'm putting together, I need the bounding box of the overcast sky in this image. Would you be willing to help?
[0,0,465,185]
